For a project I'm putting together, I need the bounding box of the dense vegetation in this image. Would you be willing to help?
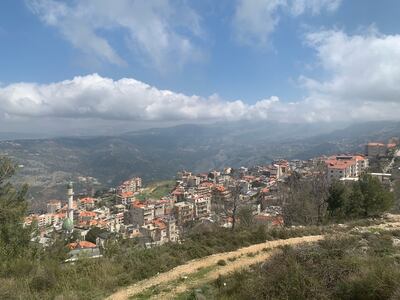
[326,174,394,219]
[181,230,400,300]
[282,168,396,226]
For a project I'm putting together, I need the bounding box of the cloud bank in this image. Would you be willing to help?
[1,28,400,124]
[0,73,281,122]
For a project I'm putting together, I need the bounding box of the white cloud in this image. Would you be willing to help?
[232,0,342,46]
[0,74,266,122]
[298,28,400,121]
[233,0,285,47]
[290,0,342,16]
[27,0,203,70]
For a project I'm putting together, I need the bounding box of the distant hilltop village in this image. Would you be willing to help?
[24,138,399,261]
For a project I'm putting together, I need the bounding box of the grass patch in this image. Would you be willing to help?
[136,180,176,200]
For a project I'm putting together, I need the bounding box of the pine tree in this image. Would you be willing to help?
[345,182,364,217]
[326,181,347,218]
[358,174,394,217]
[0,157,31,259]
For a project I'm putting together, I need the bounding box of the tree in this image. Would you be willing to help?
[281,171,325,226]
[237,206,254,228]
[358,174,394,217]
[326,181,348,218]
[344,182,364,218]
[0,157,31,259]
[230,185,240,231]
[326,174,394,220]
[310,162,330,224]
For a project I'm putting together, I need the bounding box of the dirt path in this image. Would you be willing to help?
[106,235,324,300]
[150,248,279,300]
[152,222,400,300]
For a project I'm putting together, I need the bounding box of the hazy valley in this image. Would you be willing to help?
[1,120,399,209]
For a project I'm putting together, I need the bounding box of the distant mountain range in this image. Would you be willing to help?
[1,120,399,209]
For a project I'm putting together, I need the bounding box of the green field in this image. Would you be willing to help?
[136,180,176,201]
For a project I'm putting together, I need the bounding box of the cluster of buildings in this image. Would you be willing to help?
[25,138,398,258]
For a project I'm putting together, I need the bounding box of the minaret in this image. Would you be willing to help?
[67,181,74,225]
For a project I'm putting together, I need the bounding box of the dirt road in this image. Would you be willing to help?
[106,235,324,300]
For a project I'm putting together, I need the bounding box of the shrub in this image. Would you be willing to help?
[217,259,227,266]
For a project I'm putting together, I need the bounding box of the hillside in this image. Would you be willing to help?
[106,219,400,300]
[0,121,399,208]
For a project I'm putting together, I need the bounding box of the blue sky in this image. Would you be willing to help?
[1,0,400,134]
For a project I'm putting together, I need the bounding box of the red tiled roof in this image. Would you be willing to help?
[152,218,166,230]
[215,185,226,192]
[199,181,214,187]
[67,241,97,250]
[132,201,146,208]
[79,211,96,217]
[79,197,95,204]
[118,191,134,198]
[261,187,270,193]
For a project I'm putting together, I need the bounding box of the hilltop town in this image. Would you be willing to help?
[24,138,400,261]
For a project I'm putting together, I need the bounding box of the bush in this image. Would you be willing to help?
[217,259,227,266]
[30,267,57,292]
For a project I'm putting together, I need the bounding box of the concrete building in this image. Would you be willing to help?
[366,143,387,157]
[191,196,211,218]
[116,191,135,205]
[79,197,95,210]
[130,201,155,226]
[140,221,167,245]
[173,201,194,225]
[325,155,368,182]
[117,177,142,195]
[187,175,201,187]
[139,217,179,246]
[165,217,178,242]
[212,185,231,203]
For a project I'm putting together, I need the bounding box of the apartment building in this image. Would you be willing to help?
[129,201,155,226]
[173,201,194,225]
[190,196,211,218]
[325,155,369,182]
[366,143,387,157]
[117,177,142,195]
